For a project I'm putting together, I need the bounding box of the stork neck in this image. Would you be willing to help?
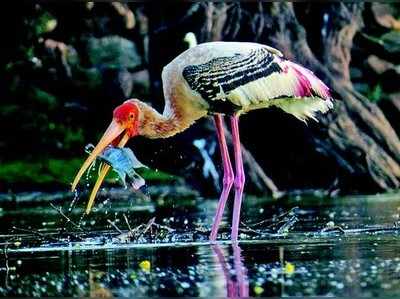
[135,99,206,139]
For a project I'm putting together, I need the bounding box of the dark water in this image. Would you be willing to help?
[0,190,400,297]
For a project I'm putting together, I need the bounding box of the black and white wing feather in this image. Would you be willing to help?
[182,46,333,121]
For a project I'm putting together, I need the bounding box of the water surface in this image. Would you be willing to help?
[0,190,399,297]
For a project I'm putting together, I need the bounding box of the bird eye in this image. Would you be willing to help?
[129,113,135,120]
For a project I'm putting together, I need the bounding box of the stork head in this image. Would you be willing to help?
[71,99,142,211]
[112,100,140,138]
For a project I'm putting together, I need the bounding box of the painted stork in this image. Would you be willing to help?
[71,41,333,242]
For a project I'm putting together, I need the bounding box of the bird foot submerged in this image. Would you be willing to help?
[85,144,147,190]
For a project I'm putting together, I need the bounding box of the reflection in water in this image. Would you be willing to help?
[2,193,400,296]
[2,237,400,297]
[212,244,249,298]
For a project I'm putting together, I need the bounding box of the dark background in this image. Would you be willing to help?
[0,2,399,195]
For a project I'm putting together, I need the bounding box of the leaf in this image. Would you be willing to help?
[35,11,57,35]
[369,84,383,103]
[362,31,400,53]
[380,31,400,53]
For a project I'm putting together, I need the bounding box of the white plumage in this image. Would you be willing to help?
[72,41,335,241]
[161,41,333,122]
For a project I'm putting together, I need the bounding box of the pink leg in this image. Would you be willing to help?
[230,115,245,242]
[210,114,234,241]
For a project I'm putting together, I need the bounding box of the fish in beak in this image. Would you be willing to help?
[72,100,141,214]
[71,120,130,213]
[95,146,147,189]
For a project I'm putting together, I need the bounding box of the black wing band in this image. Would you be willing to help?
[183,48,282,112]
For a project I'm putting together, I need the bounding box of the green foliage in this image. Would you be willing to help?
[137,168,179,182]
[74,67,103,90]
[0,159,82,186]
[103,165,179,184]
[363,31,400,53]
[0,158,179,188]
[35,11,57,35]
[63,127,85,150]
[28,87,58,110]
[368,84,383,103]
[0,104,19,116]
[379,31,400,53]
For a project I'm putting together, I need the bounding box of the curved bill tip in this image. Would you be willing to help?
[85,163,110,214]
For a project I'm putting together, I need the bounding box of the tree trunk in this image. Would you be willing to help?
[202,2,400,191]
[146,2,400,193]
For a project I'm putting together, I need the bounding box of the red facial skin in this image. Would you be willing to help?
[113,102,140,138]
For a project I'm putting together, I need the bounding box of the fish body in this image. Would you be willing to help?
[86,144,147,189]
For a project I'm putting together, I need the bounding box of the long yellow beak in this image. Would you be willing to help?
[71,120,129,214]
